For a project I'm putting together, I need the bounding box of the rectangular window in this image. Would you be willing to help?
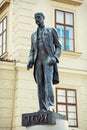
[56,88,78,127]
[0,16,7,56]
[55,10,75,51]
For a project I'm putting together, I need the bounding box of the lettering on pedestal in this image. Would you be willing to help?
[22,111,56,126]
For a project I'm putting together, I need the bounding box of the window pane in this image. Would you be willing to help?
[58,96,66,103]
[3,32,6,43]
[66,27,73,39]
[68,112,76,119]
[67,90,75,97]
[65,26,74,51]
[57,89,65,96]
[68,97,75,103]
[66,38,69,50]
[68,106,76,112]
[3,43,6,53]
[65,13,73,25]
[65,27,74,51]
[0,48,2,55]
[70,40,73,51]
[59,38,64,50]
[66,39,73,51]
[0,17,7,56]
[3,18,6,30]
[56,11,64,23]
[68,119,76,126]
[56,25,64,49]
[61,38,64,50]
[58,105,66,111]
[56,25,64,37]
[0,22,2,34]
[0,35,2,47]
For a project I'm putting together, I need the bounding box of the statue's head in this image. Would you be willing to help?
[34,12,45,19]
[34,12,45,27]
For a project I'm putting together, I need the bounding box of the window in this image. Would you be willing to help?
[56,88,78,127]
[55,10,75,51]
[0,16,7,56]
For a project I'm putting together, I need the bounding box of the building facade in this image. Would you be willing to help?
[0,0,87,130]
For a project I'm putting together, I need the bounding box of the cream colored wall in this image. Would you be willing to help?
[76,2,87,58]
[0,61,16,130]
[0,61,38,130]
[9,0,36,62]
[12,62,39,130]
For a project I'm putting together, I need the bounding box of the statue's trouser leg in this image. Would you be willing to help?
[36,60,46,110]
[43,62,54,110]
[36,59,54,111]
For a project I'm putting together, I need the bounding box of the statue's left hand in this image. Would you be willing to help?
[49,57,56,66]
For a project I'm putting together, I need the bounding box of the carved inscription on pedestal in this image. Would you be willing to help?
[22,111,56,126]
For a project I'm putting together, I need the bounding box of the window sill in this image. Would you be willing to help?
[61,51,82,58]
[0,52,8,58]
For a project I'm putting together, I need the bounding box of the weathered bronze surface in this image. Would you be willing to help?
[27,12,61,112]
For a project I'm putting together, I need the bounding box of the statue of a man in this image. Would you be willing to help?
[27,12,61,112]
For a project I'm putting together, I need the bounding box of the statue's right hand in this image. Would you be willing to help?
[27,62,34,70]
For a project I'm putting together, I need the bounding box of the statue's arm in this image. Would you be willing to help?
[27,35,34,70]
[52,28,61,62]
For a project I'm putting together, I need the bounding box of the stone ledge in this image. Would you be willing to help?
[0,0,10,12]
[61,51,82,58]
[51,0,83,6]
[0,58,16,62]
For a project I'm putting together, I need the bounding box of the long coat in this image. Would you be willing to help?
[28,27,61,84]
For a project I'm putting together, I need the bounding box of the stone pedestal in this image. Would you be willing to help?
[22,111,69,130]
[26,119,69,130]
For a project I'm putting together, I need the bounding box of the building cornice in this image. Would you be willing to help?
[0,0,10,12]
[51,0,83,6]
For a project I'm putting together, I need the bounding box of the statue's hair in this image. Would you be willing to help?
[34,12,45,19]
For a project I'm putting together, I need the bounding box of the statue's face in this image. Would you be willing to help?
[35,14,44,26]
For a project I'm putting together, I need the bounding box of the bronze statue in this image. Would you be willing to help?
[27,12,61,112]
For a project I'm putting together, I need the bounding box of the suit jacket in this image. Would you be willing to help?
[28,27,61,84]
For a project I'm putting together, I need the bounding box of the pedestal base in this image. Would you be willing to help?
[26,119,69,130]
[22,111,68,130]
[22,111,56,126]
